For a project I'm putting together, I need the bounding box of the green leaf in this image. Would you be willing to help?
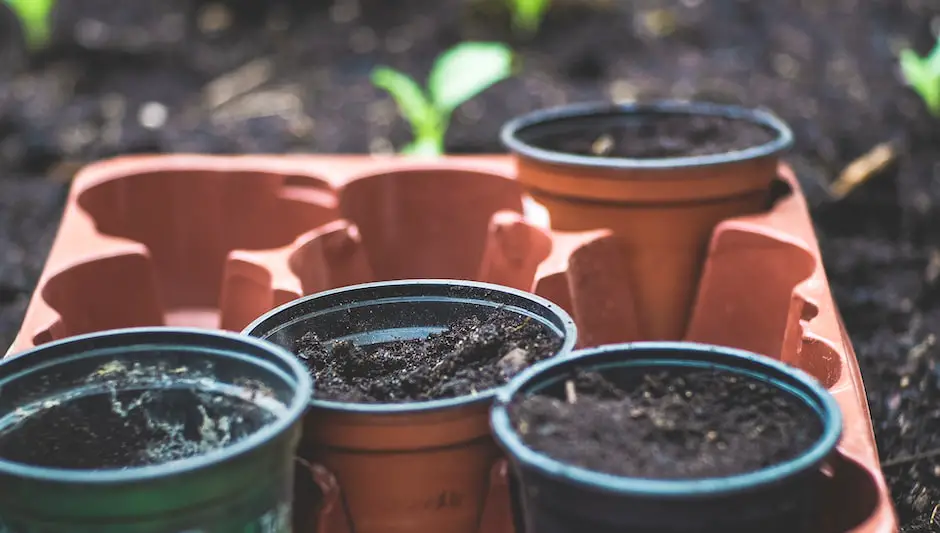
[510,0,551,37]
[900,49,940,116]
[924,79,940,116]
[900,49,929,86]
[427,42,514,115]
[928,37,940,73]
[401,135,444,157]
[371,66,439,136]
[4,0,54,49]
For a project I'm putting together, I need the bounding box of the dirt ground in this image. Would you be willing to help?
[0,0,938,529]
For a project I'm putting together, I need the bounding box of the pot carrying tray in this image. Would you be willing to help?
[5,154,897,533]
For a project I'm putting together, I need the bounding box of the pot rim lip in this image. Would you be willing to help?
[500,100,795,171]
[491,341,843,498]
[242,279,578,416]
[0,327,313,485]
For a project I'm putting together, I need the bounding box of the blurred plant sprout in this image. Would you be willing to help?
[4,0,54,49]
[509,0,551,37]
[900,37,940,116]
[371,42,514,156]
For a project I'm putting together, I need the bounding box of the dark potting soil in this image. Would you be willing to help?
[525,113,778,159]
[0,387,277,469]
[293,311,561,403]
[510,368,823,479]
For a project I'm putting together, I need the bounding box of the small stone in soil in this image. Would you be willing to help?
[510,368,823,479]
[293,311,562,403]
[531,113,776,159]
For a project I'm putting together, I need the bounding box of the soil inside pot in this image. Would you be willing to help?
[0,386,279,469]
[294,310,562,403]
[509,367,823,479]
[527,114,777,159]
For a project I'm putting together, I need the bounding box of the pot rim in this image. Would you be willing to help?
[491,341,843,499]
[500,100,794,171]
[242,279,578,416]
[0,327,313,485]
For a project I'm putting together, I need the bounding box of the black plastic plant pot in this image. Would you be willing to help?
[0,327,312,533]
[242,279,577,533]
[490,342,843,533]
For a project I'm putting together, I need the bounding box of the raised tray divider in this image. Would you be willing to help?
[476,210,554,293]
[9,155,343,354]
[336,165,524,281]
[8,166,166,353]
[217,159,547,332]
[549,232,644,348]
[685,222,818,359]
[686,165,894,533]
[528,228,612,330]
[220,209,556,332]
[219,220,376,332]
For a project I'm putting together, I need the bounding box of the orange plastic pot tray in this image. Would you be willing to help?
[6,154,896,533]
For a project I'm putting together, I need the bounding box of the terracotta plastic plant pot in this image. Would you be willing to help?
[0,327,312,533]
[501,101,794,341]
[242,279,577,533]
[490,342,842,533]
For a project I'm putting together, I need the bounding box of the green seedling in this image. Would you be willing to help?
[900,37,940,116]
[508,0,551,38]
[4,0,54,49]
[372,42,514,156]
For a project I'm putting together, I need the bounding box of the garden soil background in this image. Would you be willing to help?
[0,0,938,530]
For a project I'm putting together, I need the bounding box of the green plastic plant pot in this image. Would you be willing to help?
[490,341,842,533]
[0,327,312,533]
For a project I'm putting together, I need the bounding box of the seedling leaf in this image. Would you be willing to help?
[401,136,444,157]
[900,49,930,87]
[4,0,54,49]
[371,66,438,136]
[371,42,516,155]
[929,38,940,72]
[900,48,940,116]
[510,0,551,37]
[427,42,514,115]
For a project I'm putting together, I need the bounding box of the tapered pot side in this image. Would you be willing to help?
[501,101,794,341]
[490,342,842,533]
[242,279,577,533]
[0,328,312,533]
